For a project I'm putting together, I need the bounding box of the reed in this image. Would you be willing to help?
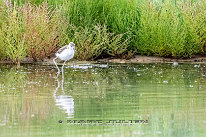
[22,2,61,61]
[1,0,206,62]
[0,1,27,64]
[136,0,206,58]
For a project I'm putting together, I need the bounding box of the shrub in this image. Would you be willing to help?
[105,33,130,57]
[22,2,61,61]
[136,0,206,58]
[0,1,7,60]
[1,0,206,61]
[64,25,107,60]
[58,0,140,51]
[0,1,62,63]
[183,0,206,54]
[0,2,27,64]
[63,24,130,60]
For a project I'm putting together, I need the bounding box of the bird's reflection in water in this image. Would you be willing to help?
[53,73,74,118]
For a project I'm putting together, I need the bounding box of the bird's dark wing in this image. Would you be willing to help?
[56,45,68,54]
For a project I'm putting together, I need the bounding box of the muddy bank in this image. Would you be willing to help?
[97,55,206,64]
[1,55,206,65]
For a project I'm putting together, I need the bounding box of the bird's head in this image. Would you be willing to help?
[69,42,75,50]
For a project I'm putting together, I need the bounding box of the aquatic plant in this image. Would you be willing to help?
[0,1,27,65]
[63,25,130,60]
[0,1,8,59]
[56,0,140,53]
[1,0,206,61]
[23,2,61,61]
[136,0,206,58]
[0,1,63,63]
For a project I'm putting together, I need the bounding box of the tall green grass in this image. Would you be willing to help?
[136,0,206,58]
[23,2,61,61]
[0,0,63,63]
[57,0,140,51]
[57,0,206,58]
[1,0,206,63]
[0,2,27,65]
[0,1,8,59]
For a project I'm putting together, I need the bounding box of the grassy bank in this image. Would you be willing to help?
[0,0,206,64]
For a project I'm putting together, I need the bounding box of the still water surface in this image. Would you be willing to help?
[0,63,206,137]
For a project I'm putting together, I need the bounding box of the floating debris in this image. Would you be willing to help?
[173,62,178,66]
[194,64,200,68]
[163,81,168,83]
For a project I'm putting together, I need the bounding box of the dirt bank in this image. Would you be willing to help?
[97,55,206,64]
[1,55,206,65]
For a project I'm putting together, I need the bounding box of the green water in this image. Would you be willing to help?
[0,63,206,137]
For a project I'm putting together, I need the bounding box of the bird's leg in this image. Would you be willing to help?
[53,57,60,74]
[53,76,60,98]
[61,61,66,94]
[61,61,66,75]
[61,70,65,93]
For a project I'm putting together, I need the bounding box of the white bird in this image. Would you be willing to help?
[53,42,76,74]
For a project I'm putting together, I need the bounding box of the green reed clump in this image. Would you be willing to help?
[182,0,206,54]
[63,25,129,60]
[0,1,63,63]
[59,0,140,50]
[0,2,27,64]
[0,1,8,59]
[72,25,108,60]
[63,0,140,32]
[105,33,130,57]
[136,0,206,58]
[2,0,206,61]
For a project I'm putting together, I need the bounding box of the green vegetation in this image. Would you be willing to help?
[0,2,27,65]
[23,2,61,61]
[1,0,206,64]
[137,0,206,57]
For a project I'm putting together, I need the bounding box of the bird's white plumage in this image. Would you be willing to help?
[56,46,74,61]
[53,42,76,74]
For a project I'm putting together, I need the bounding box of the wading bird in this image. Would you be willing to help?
[53,42,76,74]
